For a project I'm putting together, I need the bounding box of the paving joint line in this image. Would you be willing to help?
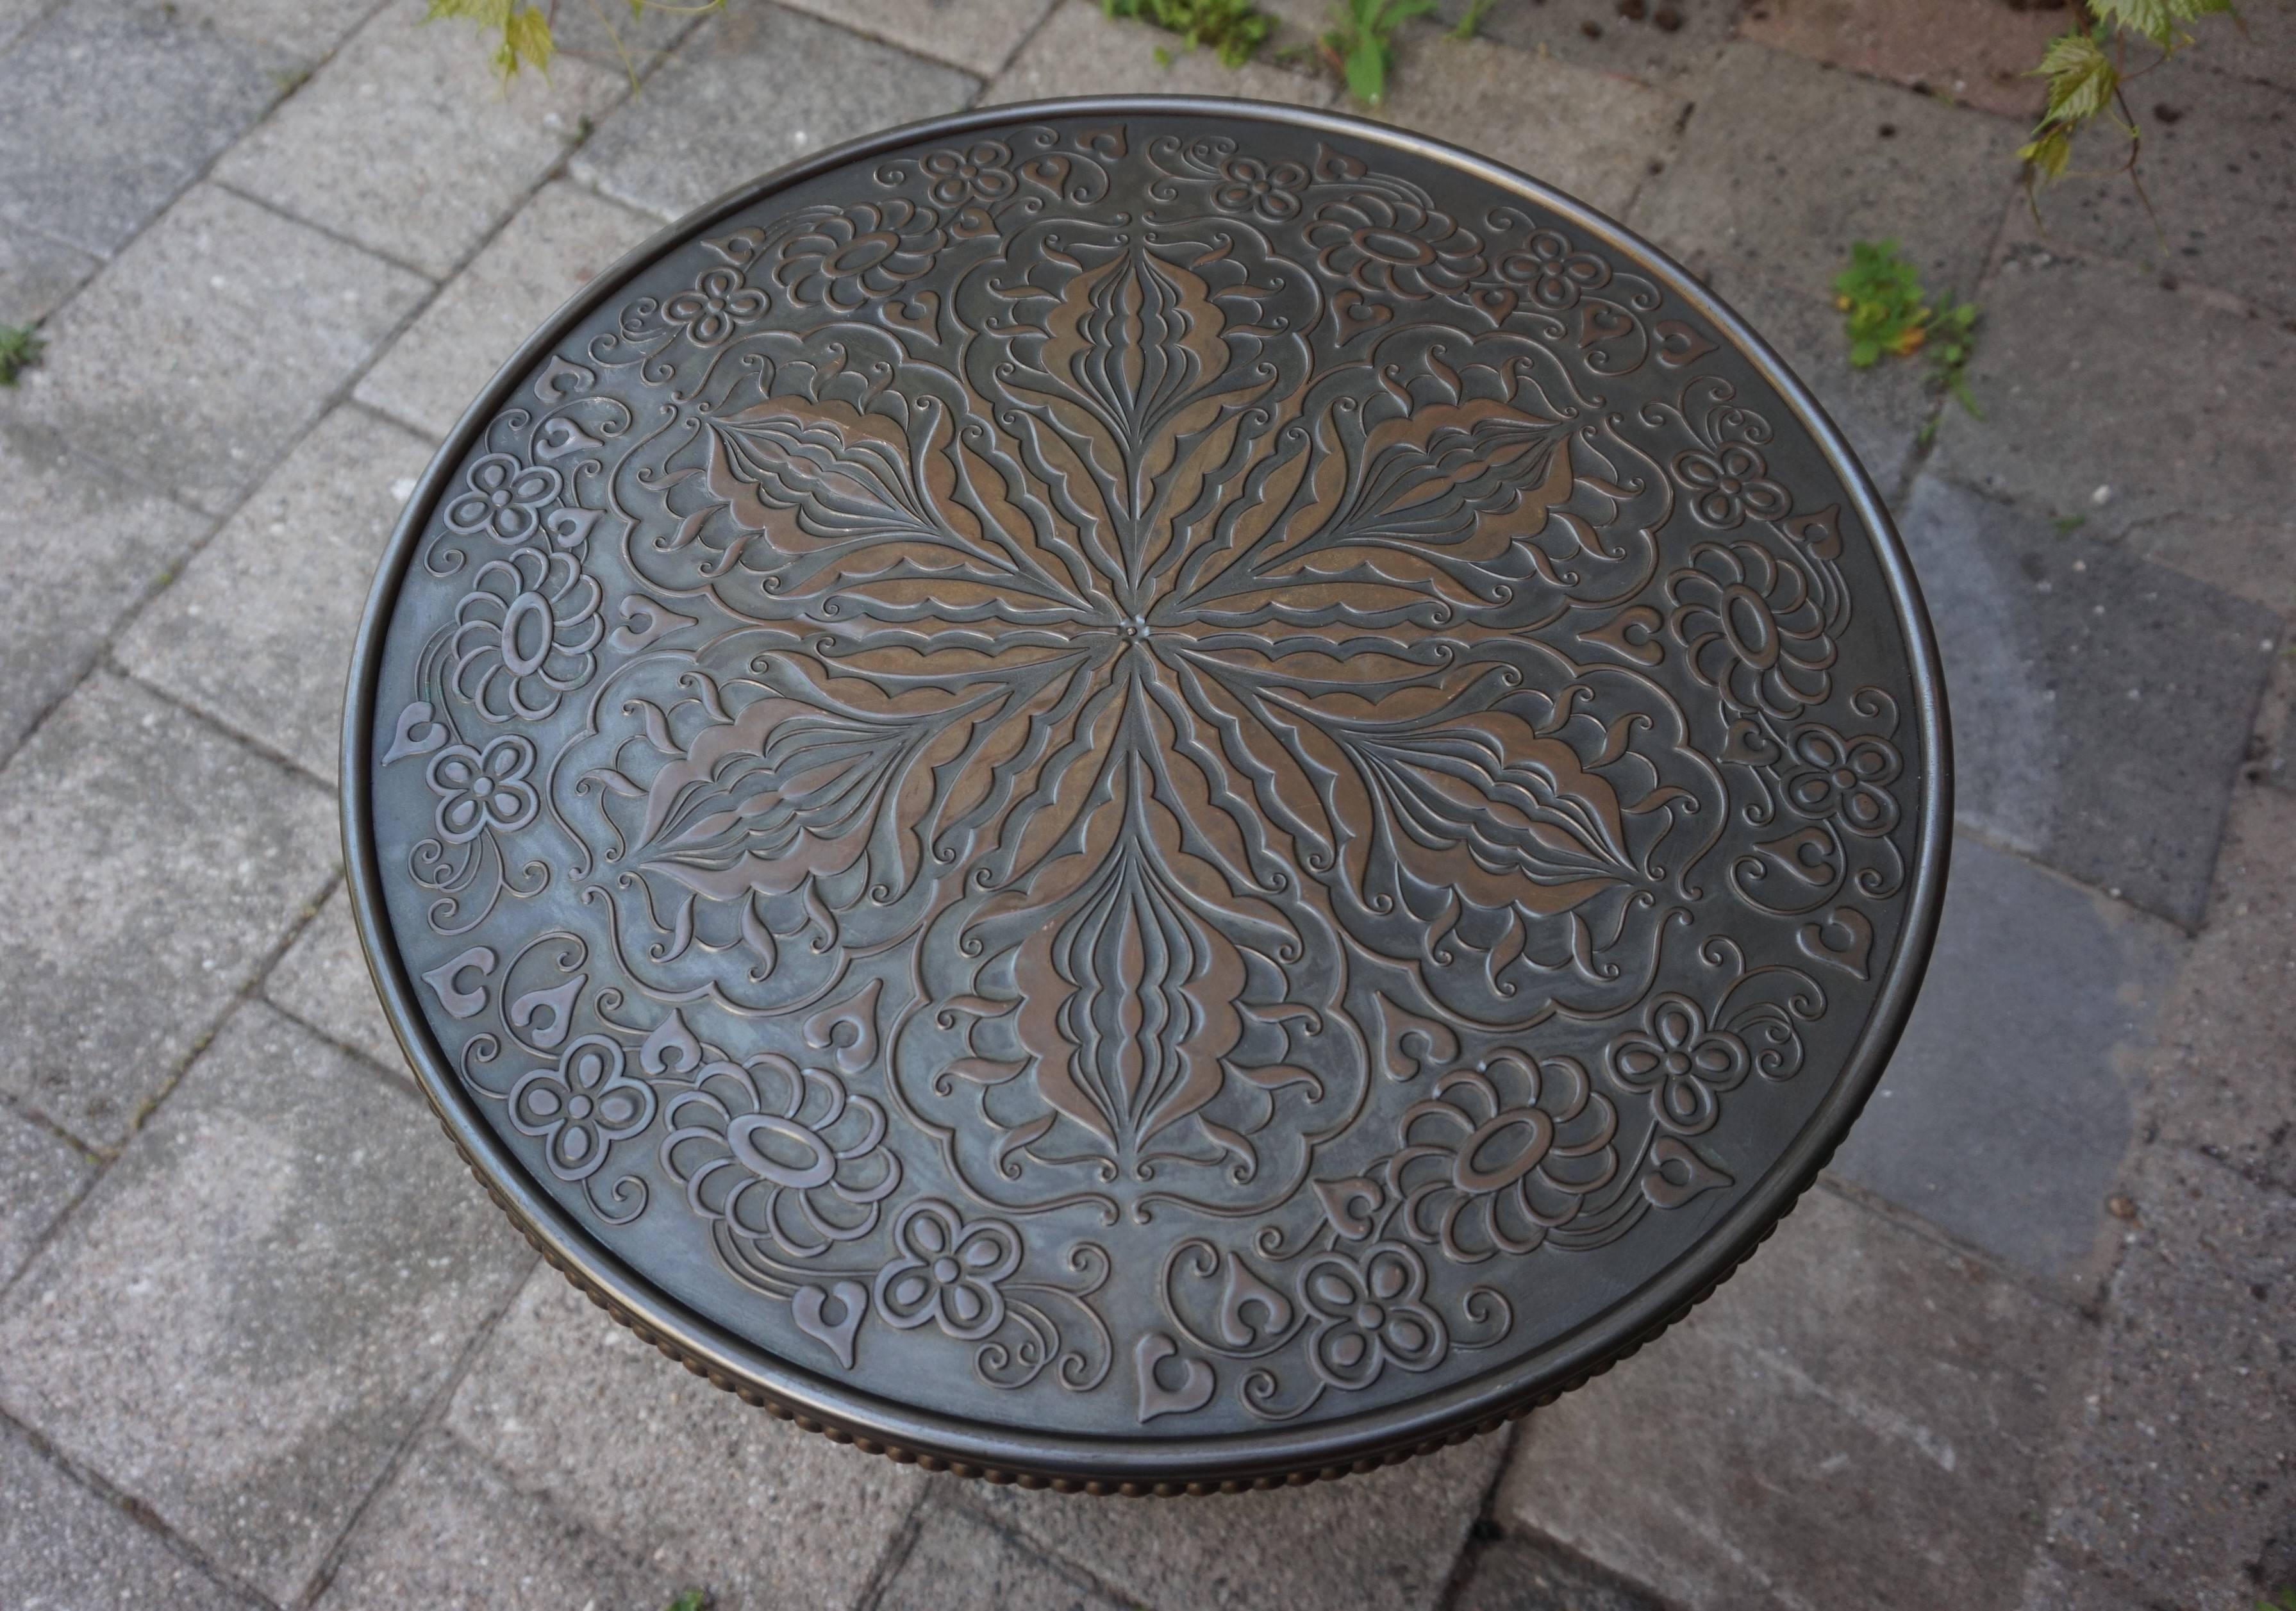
[288,1242,547,1610]
[937,1485,1167,1611]
[202,179,447,287]
[105,655,342,796]
[849,1483,936,1611]
[1812,1172,2112,1321]
[0,1403,283,1610]
[1431,1419,1525,1610]
[258,989,429,1107]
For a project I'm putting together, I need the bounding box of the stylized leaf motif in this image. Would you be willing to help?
[1335,708,1636,915]
[626,693,922,903]
[1286,397,1574,569]
[1015,759,1245,1160]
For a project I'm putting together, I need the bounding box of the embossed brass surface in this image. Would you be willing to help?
[345,99,1947,1491]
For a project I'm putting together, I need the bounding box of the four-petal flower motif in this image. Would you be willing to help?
[1212,154,1311,221]
[872,1200,1021,1340]
[920,140,1016,209]
[1605,993,1753,1136]
[1784,723,1902,837]
[1672,442,1792,529]
[663,265,769,346]
[509,1034,657,1181]
[444,452,562,544]
[1298,1242,1448,1390]
[426,735,538,842]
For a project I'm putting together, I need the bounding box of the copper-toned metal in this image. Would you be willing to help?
[345,97,1948,1491]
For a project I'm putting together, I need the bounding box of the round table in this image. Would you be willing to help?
[345,97,1949,1494]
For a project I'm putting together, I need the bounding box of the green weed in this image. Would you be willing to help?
[1102,0,1274,67]
[1834,240,1981,440]
[1322,0,1436,104]
[0,322,45,387]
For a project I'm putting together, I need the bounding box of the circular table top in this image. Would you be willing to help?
[345,96,1949,1492]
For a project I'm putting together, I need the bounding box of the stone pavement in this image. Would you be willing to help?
[1,0,2292,1606]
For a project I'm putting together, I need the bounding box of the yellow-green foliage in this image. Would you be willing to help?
[424,0,725,85]
[2021,0,2235,201]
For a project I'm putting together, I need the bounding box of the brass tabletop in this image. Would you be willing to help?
[345,97,1949,1492]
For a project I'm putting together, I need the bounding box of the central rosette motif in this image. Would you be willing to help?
[565,212,1723,1221]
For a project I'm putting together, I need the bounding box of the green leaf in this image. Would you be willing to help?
[1344,35,1386,101]
[0,322,45,387]
[2018,127,2075,180]
[1451,0,1493,39]
[501,4,554,76]
[2031,29,2117,124]
[1154,42,1173,63]
[1849,337,1881,368]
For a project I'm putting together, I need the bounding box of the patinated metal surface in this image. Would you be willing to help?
[345,98,1948,1490]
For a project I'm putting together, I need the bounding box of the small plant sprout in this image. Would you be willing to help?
[1451,0,1494,40]
[0,322,45,387]
[1102,0,1274,67]
[1323,0,1438,105]
[425,0,727,88]
[1833,241,1981,443]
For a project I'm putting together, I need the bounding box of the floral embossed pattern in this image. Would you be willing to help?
[359,111,1940,1471]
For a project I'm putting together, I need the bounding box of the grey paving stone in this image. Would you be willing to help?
[876,1504,1122,1611]
[572,1,978,224]
[543,0,708,76]
[1712,267,1937,497]
[1899,474,2280,927]
[1375,35,1679,219]
[0,1003,535,1605]
[115,404,431,780]
[0,1419,252,1611]
[266,885,408,1078]
[2031,1146,2296,1608]
[0,1103,92,1289]
[0,0,282,258]
[0,0,46,51]
[1931,247,2296,619]
[984,0,1331,110]
[0,224,98,328]
[2133,784,2296,1199]
[448,1269,925,1611]
[1501,1185,2090,1611]
[0,673,338,1146]
[1433,0,1735,83]
[1,184,429,517]
[355,182,661,439]
[1832,834,2185,1285]
[1449,1526,1660,1611]
[970,1435,1503,1611]
[2005,54,2296,319]
[0,423,208,762]
[1629,42,2020,305]
[1735,0,2061,120]
[773,0,1056,76]
[167,0,384,64]
[2211,0,2296,90]
[215,5,620,280]
[313,1430,677,1611]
